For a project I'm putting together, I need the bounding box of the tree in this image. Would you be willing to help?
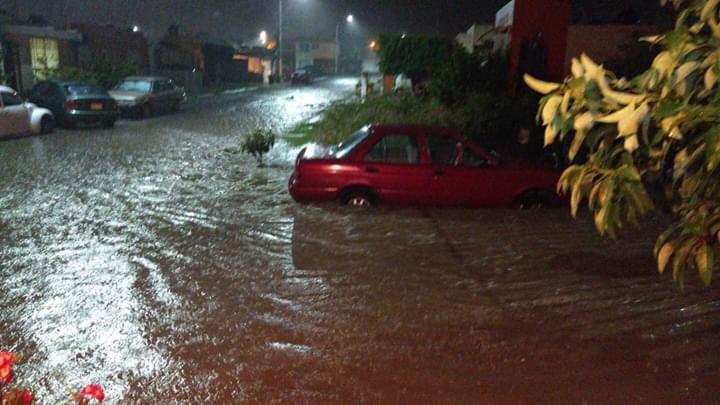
[525,0,720,285]
[377,34,452,81]
[428,48,509,105]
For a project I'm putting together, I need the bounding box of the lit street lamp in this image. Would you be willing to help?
[335,14,354,74]
[259,30,267,46]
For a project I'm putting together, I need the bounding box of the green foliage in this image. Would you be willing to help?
[377,34,452,78]
[35,56,139,89]
[526,0,720,285]
[295,93,528,150]
[241,129,276,164]
[429,49,510,105]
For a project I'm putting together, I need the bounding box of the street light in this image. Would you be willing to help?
[259,30,267,46]
[335,14,354,74]
[132,25,140,33]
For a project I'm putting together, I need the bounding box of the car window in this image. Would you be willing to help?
[332,127,370,159]
[1,92,23,107]
[64,84,106,95]
[426,133,491,167]
[426,134,459,165]
[32,82,51,97]
[115,80,151,92]
[364,134,419,164]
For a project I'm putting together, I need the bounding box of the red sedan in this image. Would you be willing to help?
[288,124,562,208]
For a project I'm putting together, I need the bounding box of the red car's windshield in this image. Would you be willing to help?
[332,126,370,158]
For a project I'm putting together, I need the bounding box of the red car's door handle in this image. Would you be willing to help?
[433,170,445,176]
[365,167,379,173]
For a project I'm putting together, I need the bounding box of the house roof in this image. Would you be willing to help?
[0,24,82,41]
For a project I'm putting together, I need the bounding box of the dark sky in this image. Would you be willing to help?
[2,0,509,44]
[1,0,670,44]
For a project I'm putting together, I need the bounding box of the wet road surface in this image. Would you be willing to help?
[1,78,719,403]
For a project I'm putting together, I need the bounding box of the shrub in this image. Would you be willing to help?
[525,0,720,285]
[241,129,276,164]
[295,93,530,150]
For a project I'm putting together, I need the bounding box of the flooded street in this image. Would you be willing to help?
[1,78,718,403]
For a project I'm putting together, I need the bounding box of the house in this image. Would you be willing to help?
[455,24,494,54]
[153,26,204,93]
[493,0,661,92]
[0,17,82,92]
[232,46,274,83]
[295,41,336,75]
[72,24,150,69]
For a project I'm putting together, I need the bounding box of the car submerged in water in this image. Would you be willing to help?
[288,124,562,208]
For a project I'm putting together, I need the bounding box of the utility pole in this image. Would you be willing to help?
[334,22,339,74]
[278,0,283,81]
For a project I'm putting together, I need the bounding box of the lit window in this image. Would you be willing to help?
[30,37,59,79]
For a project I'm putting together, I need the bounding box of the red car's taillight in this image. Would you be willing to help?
[65,100,78,110]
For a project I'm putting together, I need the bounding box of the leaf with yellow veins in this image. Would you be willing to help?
[580,53,602,79]
[571,58,584,78]
[640,34,665,44]
[652,51,675,79]
[544,123,558,146]
[560,91,571,115]
[700,0,720,22]
[705,67,717,90]
[542,95,562,125]
[573,112,594,133]
[624,135,640,152]
[618,103,649,137]
[689,22,705,34]
[596,103,636,123]
[696,244,714,285]
[676,61,700,82]
[523,74,560,94]
[602,88,646,105]
[657,242,674,273]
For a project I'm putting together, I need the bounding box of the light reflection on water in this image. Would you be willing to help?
[0,79,718,403]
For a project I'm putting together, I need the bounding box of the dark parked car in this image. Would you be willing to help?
[291,68,312,85]
[29,80,119,128]
[109,76,186,118]
[289,124,562,208]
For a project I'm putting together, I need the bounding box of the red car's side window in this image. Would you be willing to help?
[426,134,460,165]
[426,133,491,167]
[363,134,419,164]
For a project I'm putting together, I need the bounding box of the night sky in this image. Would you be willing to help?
[1,0,670,44]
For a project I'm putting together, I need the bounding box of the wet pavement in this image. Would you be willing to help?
[1,77,719,403]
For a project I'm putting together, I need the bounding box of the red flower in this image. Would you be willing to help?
[17,389,34,405]
[0,351,16,386]
[79,384,105,402]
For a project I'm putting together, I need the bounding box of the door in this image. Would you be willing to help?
[424,132,496,206]
[359,129,434,204]
[0,91,30,136]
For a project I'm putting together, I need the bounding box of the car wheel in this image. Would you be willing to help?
[142,103,152,119]
[171,100,180,112]
[340,188,375,208]
[40,115,55,134]
[102,119,116,128]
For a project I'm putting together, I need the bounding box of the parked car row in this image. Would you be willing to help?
[0,76,187,139]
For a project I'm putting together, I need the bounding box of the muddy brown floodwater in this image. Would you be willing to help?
[1,78,719,403]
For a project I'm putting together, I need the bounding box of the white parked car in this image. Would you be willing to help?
[0,85,55,138]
